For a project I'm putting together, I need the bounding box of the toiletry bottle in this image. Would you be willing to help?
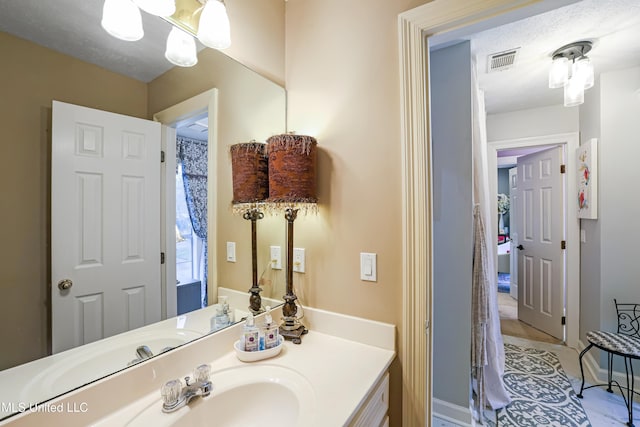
[220,295,234,323]
[212,305,229,331]
[241,313,259,352]
[262,306,280,349]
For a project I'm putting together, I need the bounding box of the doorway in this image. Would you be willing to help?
[174,112,209,315]
[495,144,568,345]
[488,132,580,347]
[153,88,218,321]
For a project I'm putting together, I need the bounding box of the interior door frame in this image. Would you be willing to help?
[487,132,580,348]
[398,1,581,425]
[153,88,219,319]
[487,133,579,347]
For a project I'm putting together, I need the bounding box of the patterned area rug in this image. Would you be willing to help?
[495,343,591,426]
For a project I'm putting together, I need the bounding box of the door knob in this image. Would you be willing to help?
[516,245,524,250]
[58,279,73,290]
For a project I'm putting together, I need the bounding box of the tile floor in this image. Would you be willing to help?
[432,335,640,426]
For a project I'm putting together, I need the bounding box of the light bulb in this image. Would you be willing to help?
[548,56,568,89]
[132,0,176,17]
[197,0,231,50]
[573,57,594,90]
[564,76,584,107]
[165,27,198,67]
[101,0,144,41]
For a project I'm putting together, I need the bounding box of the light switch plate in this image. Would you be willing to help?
[360,252,377,282]
[226,241,236,262]
[293,248,305,273]
[270,246,282,270]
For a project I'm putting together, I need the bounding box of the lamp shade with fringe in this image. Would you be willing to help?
[230,142,268,205]
[266,134,317,205]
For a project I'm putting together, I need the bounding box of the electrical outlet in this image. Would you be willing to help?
[270,246,282,270]
[293,248,305,273]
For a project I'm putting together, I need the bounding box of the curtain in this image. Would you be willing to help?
[471,59,511,415]
[177,136,208,307]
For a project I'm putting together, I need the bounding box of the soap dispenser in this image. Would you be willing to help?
[261,306,280,349]
[241,313,259,352]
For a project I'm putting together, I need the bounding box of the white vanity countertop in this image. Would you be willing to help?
[0,306,395,427]
[93,331,395,427]
[0,287,279,419]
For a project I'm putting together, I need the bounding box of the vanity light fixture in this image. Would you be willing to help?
[101,0,231,68]
[266,133,318,344]
[230,142,270,315]
[548,40,594,107]
[101,0,144,41]
[165,26,199,67]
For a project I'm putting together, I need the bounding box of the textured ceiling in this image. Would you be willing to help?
[0,0,205,82]
[431,0,640,114]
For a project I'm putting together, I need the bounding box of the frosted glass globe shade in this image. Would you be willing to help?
[101,0,144,41]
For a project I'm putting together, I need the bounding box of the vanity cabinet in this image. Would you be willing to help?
[349,371,390,427]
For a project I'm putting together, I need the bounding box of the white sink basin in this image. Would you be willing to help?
[126,365,316,427]
[18,328,203,403]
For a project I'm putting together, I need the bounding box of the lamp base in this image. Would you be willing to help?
[279,320,308,344]
[248,285,264,315]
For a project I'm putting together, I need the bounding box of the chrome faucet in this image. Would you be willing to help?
[161,364,212,413]
[128,345,175,366]
[128,345,155,366]
[136,345,154,359]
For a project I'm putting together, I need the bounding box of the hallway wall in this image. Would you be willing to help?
[431,41,473,410]
[579,66,640,370]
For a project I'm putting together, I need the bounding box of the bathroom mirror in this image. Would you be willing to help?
[0,0,286,420]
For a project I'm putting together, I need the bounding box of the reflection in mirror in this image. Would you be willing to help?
[0,0,285,421]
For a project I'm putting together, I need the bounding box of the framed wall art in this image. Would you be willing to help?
[577,138,598,219]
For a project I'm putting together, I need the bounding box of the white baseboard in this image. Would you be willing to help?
[432,398,473,426]
[577,339,640,400]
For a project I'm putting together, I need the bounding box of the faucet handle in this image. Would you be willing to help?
[161,379,182,406]
[194,364,211,383]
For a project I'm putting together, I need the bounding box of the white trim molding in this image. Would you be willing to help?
[398,1,555,425]
[153,88,219,307]
[432,399,474,427]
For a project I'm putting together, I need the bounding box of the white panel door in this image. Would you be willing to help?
[508,167,518,300]
[516,146,565,340]
[52,101,161,353]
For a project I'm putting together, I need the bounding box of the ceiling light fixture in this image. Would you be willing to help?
[101,0,231,68]
[548,40,594,107]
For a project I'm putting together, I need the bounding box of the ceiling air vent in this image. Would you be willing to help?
[487,48,520,73]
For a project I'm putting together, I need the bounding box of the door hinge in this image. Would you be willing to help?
[425,320,430,335]
[561,240,566,250]
[560,164,566,174]
[561,316,566,325]
[161,252,165,264]
[161,151,165,163]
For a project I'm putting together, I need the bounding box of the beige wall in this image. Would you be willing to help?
[0,31,148,371]
[148,48,287,302]
[222,0,286,86]
[285,1,431,425]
